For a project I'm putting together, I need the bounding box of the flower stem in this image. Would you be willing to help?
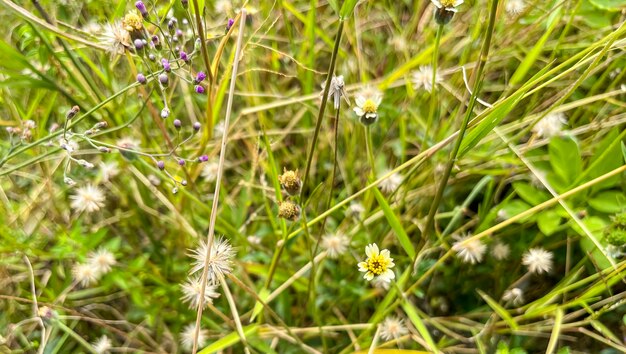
[413,0,500,270]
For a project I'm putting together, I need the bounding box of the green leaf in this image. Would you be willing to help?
[577,217,611,270]
[589,0,626,11]
[589,190,626,213]
[499,200,532,223]
[327,0,339,14]
[339,0,359,18]
[537,209,562,236]
[198,325,258,353]
[621,141,626,163]
[477,290,518,330]
[401,300,439,353]
[513,181,549,205]
[372,187,415,258]
[549,136,582,186]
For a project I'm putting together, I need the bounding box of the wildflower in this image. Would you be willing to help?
[432,0,463,24]
[159,73,169,87]
[532,112,566,138]
[180,276,220,309]
[226,18,235,32]
[161,108,170,119]
[193,122,201,131]
[502,288,524,306]
[353,88,383,126]
[215,0,232,13]
[133,38,145,51]
[412,65,442,93]
[100,22,131,56]
[202,161,219,182]
[70,184,106,213]
[195,85,205,94]
[346,202,366,219]
[321,75,349,110]
[194,71,207,84]
[278,200,300,221]
[358,243,395,283]
[99,161,119,182]
[92,335,112,354]
[214,120,226,138]
[87,248,116,275]
[37,306,54,319]
[278,168,302,196]
[188,237,235,283]
[135,1,148,18]
[321,233,349,258]
[59,137,79,154]
[380,316,409,341]
[505,0,526,14]
[492,242,510,260]
[180,324,208,351]
[372,276,390,290]
[452,235,487,264]
[122,11,143,32]
[178,159,185,167]
[379,170,403,194]
[522,248,553,274]
[72,263,100,287]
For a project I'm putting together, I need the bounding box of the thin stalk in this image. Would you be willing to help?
[413,0,499,271]
[422,24,444,150]
[191,10,246,354]
[300,20,345,201]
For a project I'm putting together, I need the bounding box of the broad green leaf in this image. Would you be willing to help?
[589,0,626,11]
[589,190,626,213]
[513,181,549,205]
[537,209,562,236]
[373,187,415,258]
[499,200,532,223]
[621,141,626,163]
[549,136,582,186]
[577,217,611,270]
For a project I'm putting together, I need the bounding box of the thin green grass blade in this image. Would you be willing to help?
[372,187,415,258]
[477,290,518,330]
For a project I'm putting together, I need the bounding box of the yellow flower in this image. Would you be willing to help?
[357,243,395,283]
[123,11,143,32]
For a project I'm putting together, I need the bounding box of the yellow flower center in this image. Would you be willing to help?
[123,12,143,31]
[440,0,457,7]
[366,254,388,275]
[362,99,377,114]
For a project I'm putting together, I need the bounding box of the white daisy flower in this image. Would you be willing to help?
[413,65,443,93]
[452,235,487,264]
[532,112,567,139]
[353,88,383,125]
[180,277,220,309]
[380,316,409,341]
[87,248,116,275]
[492,242,511,261]
[358,243,395,283]
[321,233,349,258]
[431,0,464,12]
[522,247,553,274]
[188,237,235,283]
[70,184,106,213]
[180,324,208,351]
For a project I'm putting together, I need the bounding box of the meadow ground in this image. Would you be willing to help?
[2,0,626,353]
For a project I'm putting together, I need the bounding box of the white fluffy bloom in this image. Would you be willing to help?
[87,248,116,275]
[92,335,112,354]
[99,161,119,182]
[70,184,105,213]
[532,113,567,138]
[505,0,526,14]
[379,170,403,194]
[431,0,464,12]
[214,0,232,13]
[180,324,208,351]
[188,237,235,283]
[72,263,100,287]
[180,277,220,309]
[412,65,443,93]
[452,235,487,264]
[346,202,366,219]
[321,233,349,258]
[201,162,220,182]
[100,21,131,56]
[358,243,395,283]
[492,242,510,261]
[502,288,524,306]
[522,248,553,274]
[380,316,409,341]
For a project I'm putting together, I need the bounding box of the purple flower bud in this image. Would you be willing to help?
[161,58,171,72]
[136,73,147,84]
[151,35,161,49]
[176,29,183,38]
[134,38,144,50]
[173,119,182,129]
[194,85,205,94]
[158,73,169,86]
[198,155,209,162]
[226,18,235,32]
[135,1,148,18]
[157,160,165,170]
[178,159,185,166]
[180,51,189,62]
[193,122,201,131]
[194,71,206,84]
[167,18,177,30]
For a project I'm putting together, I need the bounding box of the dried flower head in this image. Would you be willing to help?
[321,75,349,110]
[505,0,526,14]
[522,248,553,274]
[346,202,366,219]
[180,324,208,351]
[99,161,120,182]
[70,184,106,213]
[492,242,510,261]
[532,112,567,138]
[502,288,524,306]
[354,88,383,125]
[122,11,143,32]
[72,263,100,287]
[321,233,349,258]
[413,65,443,93]
[278,200,300,221]
[87,248,116,275]
[278,168,302,195]
[380,316,409,341]
[92,335,112,354]
[201,161,220,182]
[378,170,403,194]
[358,243,395,283]
[452,234,487,264]
[180,277,220,309]
[100,21,131,55]
[188,237,235,283]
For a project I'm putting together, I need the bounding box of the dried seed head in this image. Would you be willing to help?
[278,168,302,195]
[278,200,300,221]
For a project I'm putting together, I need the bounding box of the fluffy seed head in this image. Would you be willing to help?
[492,242,511,261]
[321,233,349,258]
[532,112,567,138]
[180,324,208,351]
[502,288,524,306]
[72,263,100,287]
[278,200,300,221]
[87,248,116,275]
[278,168,302,195]
[70,184,106,213]
[188,236,235,283]
[452,235,487,264]
[180,277,220,309]
[413,65,443,93]
[92,335,112,354]
[522,248,553,274]
[380,316,409,341]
